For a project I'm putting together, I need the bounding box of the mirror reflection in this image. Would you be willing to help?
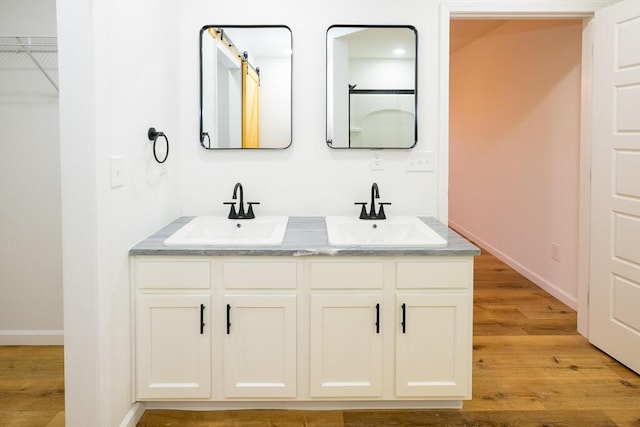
[200,25,292,149]
[326,25,417,149]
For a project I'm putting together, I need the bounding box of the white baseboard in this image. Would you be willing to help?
[0,330,64,345]
[449,220,577,310]
[119,402,146,427]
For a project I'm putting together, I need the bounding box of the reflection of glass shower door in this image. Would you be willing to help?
[349,90,415,148]
[242,62,260,148]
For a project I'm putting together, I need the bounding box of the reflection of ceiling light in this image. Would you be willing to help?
[284,48,293,55]
[394,48,405,55]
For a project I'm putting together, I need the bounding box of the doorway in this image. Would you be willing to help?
[448,19,584,312]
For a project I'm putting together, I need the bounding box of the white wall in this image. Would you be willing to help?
[57,0,182,424]
[0,0,62,344]
[449,20,583,307]
[179,0,443,219]
[53,0,617,425]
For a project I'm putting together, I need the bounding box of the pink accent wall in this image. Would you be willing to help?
[449,20,582,308]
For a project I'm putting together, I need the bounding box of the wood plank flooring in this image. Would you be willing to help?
[1,248,638,426]
[0,345,64,426]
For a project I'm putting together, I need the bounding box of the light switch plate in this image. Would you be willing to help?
[406,151,435,172]
[110,155,125,188]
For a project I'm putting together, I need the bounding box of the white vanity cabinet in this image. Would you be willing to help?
[136,294,211,399]
[222,294,297,398]
[306,257,473,400]
[133,257,212,399]
[132,253,473,405]
[394,260,473,398]
[309,292,384,397]
[308,260,385,397]
[221,259,298,398]
[395,293,470,397]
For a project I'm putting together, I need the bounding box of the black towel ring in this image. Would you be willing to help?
[147,127,169,164]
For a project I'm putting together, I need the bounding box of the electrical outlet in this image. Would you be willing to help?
[551,243,560,261]
[406,151,435,172]
[370,153,384,171]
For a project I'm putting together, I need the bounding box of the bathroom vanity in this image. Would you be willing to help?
[129,216,479,409]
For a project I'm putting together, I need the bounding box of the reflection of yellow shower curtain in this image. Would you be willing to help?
[242,61,260,148]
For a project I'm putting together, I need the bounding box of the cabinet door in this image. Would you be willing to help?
[396,293,471,398]
[310,293,383,397]
[136,294,211,399]
[224,294,297,398]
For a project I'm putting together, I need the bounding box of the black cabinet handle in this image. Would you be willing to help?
[401,303,406,334]
[226,304,231,334]
[200,304,205,334]
[375,303,380,334]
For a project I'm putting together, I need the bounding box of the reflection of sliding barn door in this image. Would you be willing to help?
[242,61,260,148]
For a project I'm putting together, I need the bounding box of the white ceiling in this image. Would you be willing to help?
[219,27,291,59]
[338,27,416,59]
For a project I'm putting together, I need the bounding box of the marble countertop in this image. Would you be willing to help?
[129,216,480,257]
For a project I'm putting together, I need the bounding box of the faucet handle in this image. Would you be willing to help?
[377,202,391,220]
[355,202,368,219]
[224,201,237,219]
[246,202,260,219]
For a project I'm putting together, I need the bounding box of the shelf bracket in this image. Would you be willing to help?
[14,36,59,93]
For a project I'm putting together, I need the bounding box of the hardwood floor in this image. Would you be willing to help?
[2,248,638,426]
[0,345,64,426]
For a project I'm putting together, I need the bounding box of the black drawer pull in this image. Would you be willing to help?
[200,304,205,334]
[401,303,406,334]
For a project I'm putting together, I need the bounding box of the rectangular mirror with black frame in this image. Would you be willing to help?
[326,25,417,149]
[200,25,292,149]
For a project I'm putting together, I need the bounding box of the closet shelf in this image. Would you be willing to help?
[0,36,58,92]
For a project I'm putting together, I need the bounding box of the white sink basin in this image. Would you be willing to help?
[164,216,289,246]
[325,216,447,247]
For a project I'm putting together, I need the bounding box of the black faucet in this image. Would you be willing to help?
[224,183,260,219]
[355,182,391,220]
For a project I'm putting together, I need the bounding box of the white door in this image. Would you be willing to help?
[590,0,640,374]
[223,294,297,398]
[396,293,471,398]
[309,293,383,397]
[136,294,211,399]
